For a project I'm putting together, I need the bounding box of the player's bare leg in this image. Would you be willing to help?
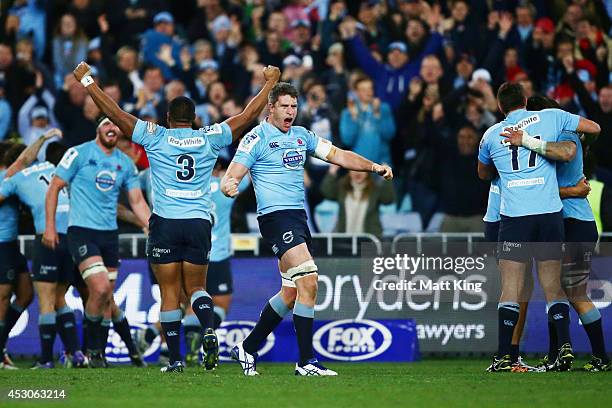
[152,262,184,372]
[0,272,33,369]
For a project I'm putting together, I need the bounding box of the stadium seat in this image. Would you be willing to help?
[314,200,339,233]
[426,212,445,232]
[381,212,422,235]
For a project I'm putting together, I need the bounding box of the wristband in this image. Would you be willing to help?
[80,75,94,87]
[521,131,547,155]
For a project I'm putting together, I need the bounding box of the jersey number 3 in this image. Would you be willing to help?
[176,154,195,182]
[508,136,540,171]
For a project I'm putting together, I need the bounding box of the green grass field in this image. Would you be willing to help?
[1,360,610,407]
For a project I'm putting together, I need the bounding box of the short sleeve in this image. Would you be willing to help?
[55,147,81,183]
[0,174,18,199]
[132,119,165,149]
[556,109,580,134]
[478,134,492,165]
[558,131,578,144]
[304,129,321,154]
[232,131,262,169]
[204,122,233,151]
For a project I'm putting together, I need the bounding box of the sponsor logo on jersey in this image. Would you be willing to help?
[201,123,222,135]
[167,136,205,148]
[297,138,304,146]
[313,319,392,361]
[59,148,78,169]
[282,231,294,244]
[237,133,260,153]
[282,149,305,169]
[146,121,157,134]
[216,321,275,361]
[95,170,117,192]
[269,141,279,149]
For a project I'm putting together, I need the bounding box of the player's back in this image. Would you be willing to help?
[2,162,70,234]
[479,108,580,217]
[131,120,232,220]
[233,121,317,216]
[0,170,19,243]
[556,131,594,221]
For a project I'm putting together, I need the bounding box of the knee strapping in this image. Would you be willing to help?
[81,262,107,280]
[282,260,318,283]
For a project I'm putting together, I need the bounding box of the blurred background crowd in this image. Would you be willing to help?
[0,0,611,236]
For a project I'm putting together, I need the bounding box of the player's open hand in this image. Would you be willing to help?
[574,177,591,198]
[500,128,523,146]
[373,163,393,180]
[263,65,281,83]
[42,228,59,250]
[43,128,62,141]
[73,61,92,82]
[222,176,240,198]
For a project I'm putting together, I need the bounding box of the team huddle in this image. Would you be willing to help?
[478,82,609,372]
[0,61,392,375]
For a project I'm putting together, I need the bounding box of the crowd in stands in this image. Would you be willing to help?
[1,0,611,236]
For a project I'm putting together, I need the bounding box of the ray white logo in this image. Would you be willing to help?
[216,321,275,361]
[313,319,392,361]
[167,136,205,148]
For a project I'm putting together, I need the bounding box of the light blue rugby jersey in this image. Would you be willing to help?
[55,140,140,230]
[478,108,580,217]
[232,120,323,216]
[556,131,594,221]
[0,169,19,242]
[132,120,232,220]
[483,177,501,223]
[0,162,70,234]
[209,175,249,262]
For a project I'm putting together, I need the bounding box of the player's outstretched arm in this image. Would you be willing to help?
[576,116,601,138]
[221,162,249,198]
[500,128,576,162]
[224,65,281,141]
[320,145,393,180]
[477,161,497,181]
[43,176,67,249]
[73,61,138,138]
[126,188,152,230]
[560,177,591,199]
[4,128,62,178]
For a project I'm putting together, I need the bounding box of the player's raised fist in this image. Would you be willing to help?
[222,176,240,198]
[373,164,393,180]
[263,65,281,83]
[73,61,92,82]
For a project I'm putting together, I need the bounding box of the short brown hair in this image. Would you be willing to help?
[268,82,298,104]
[497,82,526,115]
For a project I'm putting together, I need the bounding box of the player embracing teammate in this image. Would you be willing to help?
[478,82,603,372]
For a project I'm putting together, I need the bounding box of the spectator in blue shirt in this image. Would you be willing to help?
[141,12,183,80]
[340,17,442,111]
[340,76,395,165]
